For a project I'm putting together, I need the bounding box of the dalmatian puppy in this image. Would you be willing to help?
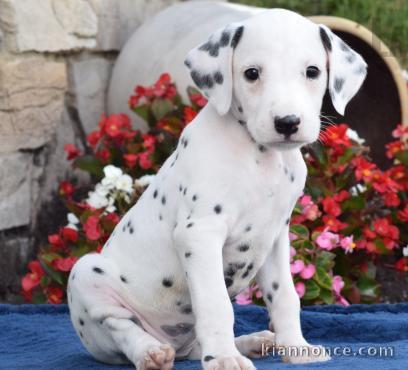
[68,9,366,370]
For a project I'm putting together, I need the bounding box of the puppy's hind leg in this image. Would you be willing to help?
[68,253,175,369]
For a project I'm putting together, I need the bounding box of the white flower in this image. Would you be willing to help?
[66,223,78,231]
[87,191,109,209]
[346,128,365,144]
[103,165,123,179]
[350,184,367,196]
[403,245,408,257]
[67,213,79,225]
[105,198,117,214]
[115,174,133,193]
[95,183,110,197]
[135,174,156,188]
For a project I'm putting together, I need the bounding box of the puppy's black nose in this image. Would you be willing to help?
[274,115,300,136]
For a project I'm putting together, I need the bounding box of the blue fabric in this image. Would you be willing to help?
[0,303,407,369]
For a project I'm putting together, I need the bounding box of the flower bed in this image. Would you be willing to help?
[22,74,408,305]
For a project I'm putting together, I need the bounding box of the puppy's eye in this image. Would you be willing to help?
[244,68,259,81]
[306,66,320,79]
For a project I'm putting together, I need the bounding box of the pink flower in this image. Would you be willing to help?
[235,285,261,305]
[290,246,296,261]
[289,232,298,242]
[316,230,340,250]
[300,264,316,280]
[340,236,355,253]
[290,259,305,275]
[299,195,321,221]
[332,275,344,295]
[295,282,305,298]
[332,275,350,307]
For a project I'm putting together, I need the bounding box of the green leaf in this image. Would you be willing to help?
[357,275,380,299]
[316,251,336,270]
[151,98,174,121]
[395,150,408,166]
[132,104,150,123]
[39,259,64,285]
[320,288,334,304]
[303,279,321,300]
[74,155,104,178]
[315,267,333,290]
[290,224,310,240]
[342,196,365,211]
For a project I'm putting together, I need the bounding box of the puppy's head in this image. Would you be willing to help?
[184,9,367,150]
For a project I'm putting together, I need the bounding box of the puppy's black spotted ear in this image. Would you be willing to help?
[184,24,244,116]
[319,24,367,115]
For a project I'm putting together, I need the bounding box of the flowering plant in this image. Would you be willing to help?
[21,74,407,305]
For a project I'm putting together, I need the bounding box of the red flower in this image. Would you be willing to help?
[397,204,408,222]
[372,218,399,240]
[64,144,81,160]
[320,124,351,148]
[333,190,350,203]
[59,181,74,197]
[128,94,139,109]
[385,140,403,158]
[53,256,78,272]
[142,134,156,151]
[104,212,120,225]
[190,93,207,107]
[48,234,64,249]
[392,124,408,138]
[62,227,78,243]
[382,192,400,207]
[87,131,101,149]
[21,261,44,292]
[47,287,63,304]
[99,114,132,139]
[395,258,408,272]
[84,215,102,241]
[322,215,347,232]
[372,171,401,194]
[124,153,139,168]
[184,106,197,123]
[139,151,153,169]
[352,156,377,182]
[322,196,341,217]
[363,227,376,239]
[96,148,111,162]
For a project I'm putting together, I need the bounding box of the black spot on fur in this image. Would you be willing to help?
[231,26,244,48]
[345,52,356,63]
[258,145,267,153]
[79,318,84,326]
[120,275,128,283]
[153,189,158,199]
[266,293,273,303]
[237,106,243,113]
[225,265,236,277]
[199,41,221,57]
[284,167,288,175]
[354,65,366,75]
[72,273,75,280]
[192,194,198,201]
[191,70,214,89]
[319,27,332,52]
[245,224,252,232]
[213,71,224,84]
[238,244,250,252]
[79,331,83,338]
[204,355,215,362]
[187,222,194,228]
[159,214,163,221]
[238,120,246,126]
[214,204,222,214]
[184,59,192,68]
[272,282,279,290]
[225,277,234,288]
[130,316,141,326]
[185,252,192,258]
[220,30,231,46]
[162,278,173,288]
[129,227,134,234]
[285,218,290,225]
[290,173,295,182]
[334,77,345,93]
[161,195,166,205]
[242,263,254,279]
[183,139,188,148]
[93,267,104,274]
[340,41,351,53]
[179,185,183,192]
[181,304,193,314]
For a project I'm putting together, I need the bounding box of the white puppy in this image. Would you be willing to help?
[68,9,366,370]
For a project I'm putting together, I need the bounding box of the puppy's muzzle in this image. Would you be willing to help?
[274,115,300,137]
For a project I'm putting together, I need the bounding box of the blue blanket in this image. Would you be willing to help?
[1,303,407,369]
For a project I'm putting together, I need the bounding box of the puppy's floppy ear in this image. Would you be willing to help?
[319,24,367,116]
[184,24,244,116]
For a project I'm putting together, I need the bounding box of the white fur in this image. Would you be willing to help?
[69,8,365,369]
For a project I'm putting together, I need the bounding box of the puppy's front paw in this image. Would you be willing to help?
[282,344,331,364]
[137,344,175,370]
[202,354,255,370]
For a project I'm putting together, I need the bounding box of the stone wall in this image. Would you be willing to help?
[0,0,179,302]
